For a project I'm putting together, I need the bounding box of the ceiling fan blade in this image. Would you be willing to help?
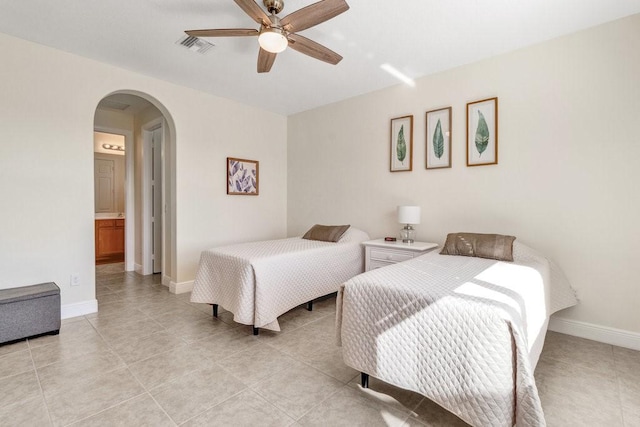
[185,29,259,38]
[234,0,270,26]
[288,34,342,65]
[281,0,349,32]
[257,48,277,73]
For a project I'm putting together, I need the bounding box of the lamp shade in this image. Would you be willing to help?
[397,206,421,224]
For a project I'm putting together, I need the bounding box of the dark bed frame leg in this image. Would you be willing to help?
[212,304,218,318]
[306,300,313,311]
[252,326,259,336]
[361,372,369,388]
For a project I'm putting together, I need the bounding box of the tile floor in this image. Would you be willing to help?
[0,263,638,426]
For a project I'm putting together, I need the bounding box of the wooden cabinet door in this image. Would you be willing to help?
[95,220,125,262]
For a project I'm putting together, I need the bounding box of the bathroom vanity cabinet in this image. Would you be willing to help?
[95,218,124,264]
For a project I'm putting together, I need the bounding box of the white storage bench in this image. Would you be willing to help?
[0,282,61,345]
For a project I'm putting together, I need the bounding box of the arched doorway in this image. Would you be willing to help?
[93,90,176,287]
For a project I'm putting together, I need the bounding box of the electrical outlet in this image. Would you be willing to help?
[70,273,80,287]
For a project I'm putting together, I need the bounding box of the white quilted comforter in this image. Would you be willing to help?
[337,242,577,427]
[191,228,369,331]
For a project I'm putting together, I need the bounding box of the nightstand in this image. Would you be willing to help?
[362,239,438,271]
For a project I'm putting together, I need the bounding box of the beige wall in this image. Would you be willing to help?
[287,15,640,334]
[0,32,287,312]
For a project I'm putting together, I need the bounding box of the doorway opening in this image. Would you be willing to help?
[94,131,126,265]
[93,91,176,288]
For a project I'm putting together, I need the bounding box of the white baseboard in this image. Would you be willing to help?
[61,299,98,319]
[169,280,193,294]
[134,263,143,274]
[549,316,640,351]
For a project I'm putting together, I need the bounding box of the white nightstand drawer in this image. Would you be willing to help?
[369,260,395,270]
[362,239,438,272]
[370,249,413,263]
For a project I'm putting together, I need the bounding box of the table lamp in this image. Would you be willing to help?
[397,205,421,243]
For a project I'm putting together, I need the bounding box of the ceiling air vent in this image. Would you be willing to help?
[176,35,214,54]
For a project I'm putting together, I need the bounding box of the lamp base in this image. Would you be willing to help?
[400,224,415,244]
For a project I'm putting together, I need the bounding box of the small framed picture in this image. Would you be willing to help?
[425,107,452,169]
[227,157,259,195]
[390,115,413,172]
[467,97,498,166]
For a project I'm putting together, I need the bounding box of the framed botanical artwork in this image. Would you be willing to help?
[390,115,413,172]
[227,157,259,195]
[425,107,452,169]
[467,97,498,166]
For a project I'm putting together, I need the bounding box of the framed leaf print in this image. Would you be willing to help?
[390,115,413,172]
[426,107,452,169]
[227,157,259,195]
[467,97,498,166]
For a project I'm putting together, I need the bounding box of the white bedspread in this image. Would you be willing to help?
[191,228,369,331]
[337,242,576,427]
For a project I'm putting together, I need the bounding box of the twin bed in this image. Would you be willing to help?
[191,229,577,426]
[337,239,577,427]
[190,226,370,333]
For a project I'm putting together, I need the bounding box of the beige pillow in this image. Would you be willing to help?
[302,224,350,242]
[440,232,516,261]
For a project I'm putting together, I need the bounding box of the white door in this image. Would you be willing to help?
[95,159,114,212]
[151,127,163,274]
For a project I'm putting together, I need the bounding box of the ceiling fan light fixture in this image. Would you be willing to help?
[258,27,288,53]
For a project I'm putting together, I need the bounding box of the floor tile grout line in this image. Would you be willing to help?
[240,344,353,422]
[247,387,298,424]
[541,352,622,378]
[135,329,271,422]
[258,314,338,348]
[88,313,170,346]
[125,365,180,427]
[249,338,424,423]
[283,351,356,385]
[26,338,55,427]
[60,391,149,427]
[614,369,627,426]
[176,388,250,426]
[110,330,191,364]
[58,310,183,426]
[284,380,349,422]
[131,354,230,396]
[37,361,129,399]
[0,348,33,380]
[146,393,180,426]
[214,354,291,388]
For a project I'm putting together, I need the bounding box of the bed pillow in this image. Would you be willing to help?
[302,224,350,242]
[440,232,516,261]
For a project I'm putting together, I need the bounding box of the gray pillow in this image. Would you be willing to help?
[302,224,350,243]
[440,232,516,261]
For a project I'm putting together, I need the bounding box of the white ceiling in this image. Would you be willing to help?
[1,0,639,115]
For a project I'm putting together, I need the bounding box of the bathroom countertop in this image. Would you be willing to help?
[95,213,125,220]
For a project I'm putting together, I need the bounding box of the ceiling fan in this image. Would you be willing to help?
[185,0,349,73]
